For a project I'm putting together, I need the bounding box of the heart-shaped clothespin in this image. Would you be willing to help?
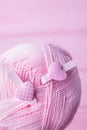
[48,62,67,81]
[41,62,67,84]
[41,60,76,85]
[8,70,35,101]
[16,81,34,101]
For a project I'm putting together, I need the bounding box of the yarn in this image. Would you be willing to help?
[0,43,81,130]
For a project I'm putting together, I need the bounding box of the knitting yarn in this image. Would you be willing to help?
[0,43,81,130]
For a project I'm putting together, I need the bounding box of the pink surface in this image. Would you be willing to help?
[0,0,87,129]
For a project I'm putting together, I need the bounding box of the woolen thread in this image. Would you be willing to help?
[0,43,81,130]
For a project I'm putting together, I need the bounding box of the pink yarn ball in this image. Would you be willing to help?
[0,43,81,130]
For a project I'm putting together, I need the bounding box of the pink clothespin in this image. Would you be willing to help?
[41,60,76,84]
[8,70,35,101]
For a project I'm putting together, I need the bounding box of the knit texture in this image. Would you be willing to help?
[0,43,81,130]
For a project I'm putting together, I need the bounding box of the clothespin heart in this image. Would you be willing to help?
[41,60,76,84]
[8,70,35,101]
[48,62,67,81]
[16,81,34,101]
[41,62,67,84]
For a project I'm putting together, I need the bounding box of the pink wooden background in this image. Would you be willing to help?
[0,0,87,129]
